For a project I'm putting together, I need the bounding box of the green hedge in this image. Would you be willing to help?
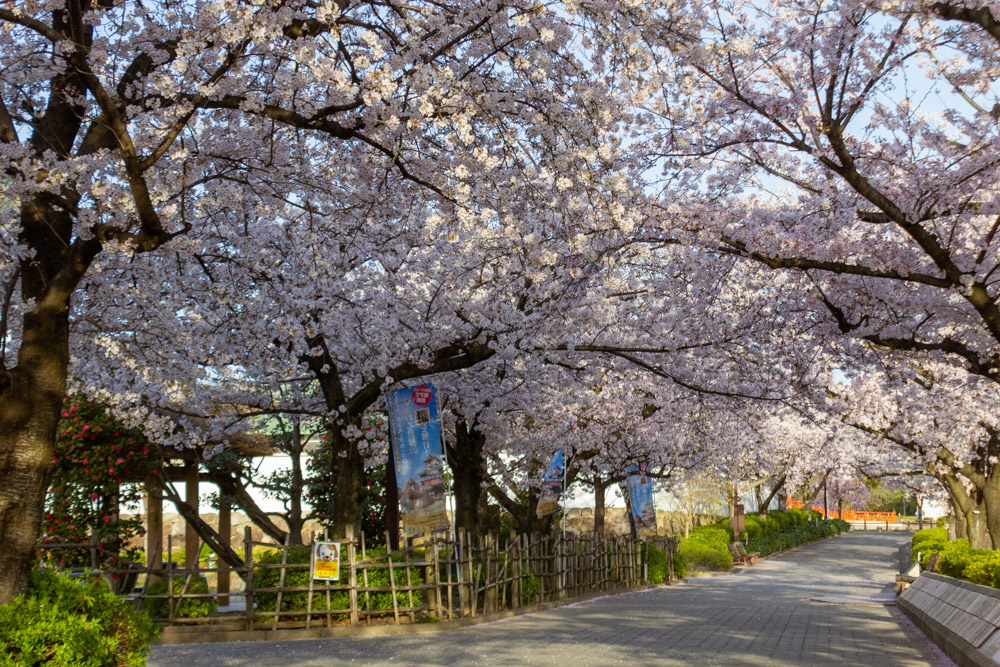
[142,575,217,620]
[911,527,948,567]
[743,509,813,541]
[680,522,733,571]
[0,569,157,666]
[745,518,850,557]
[645,546,670,583]
[911,530,1000,589]
[253,546,423,621]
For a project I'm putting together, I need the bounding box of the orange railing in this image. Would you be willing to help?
[785,500,897,523]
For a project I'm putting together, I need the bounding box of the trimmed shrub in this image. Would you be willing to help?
[911,527,948,566]
[963,552,1000,588]
[936,540,993,579]
[672,550,688,579]
[680,531,733,571]
[0,569,157,666]
[745,519,849,557]
[142,575,217,620]
[646,545,668,584]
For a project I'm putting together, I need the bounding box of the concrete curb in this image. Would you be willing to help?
[156,583,670,645]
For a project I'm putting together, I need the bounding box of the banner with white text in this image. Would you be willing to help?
[386,383,450,537]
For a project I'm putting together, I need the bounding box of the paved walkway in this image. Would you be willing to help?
[149,532,952,666]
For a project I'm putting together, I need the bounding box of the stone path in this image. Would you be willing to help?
[149,532,953,666]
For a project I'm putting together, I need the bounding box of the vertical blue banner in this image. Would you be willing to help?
[536,450,565,518]
[385,383,450,536]
[625,464,657,537]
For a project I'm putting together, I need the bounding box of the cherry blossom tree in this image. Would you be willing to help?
[598,0,1000,546]
[0,0,631,603]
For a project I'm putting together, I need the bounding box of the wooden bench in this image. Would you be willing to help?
[730,541,759,565]
[728,542,759,566]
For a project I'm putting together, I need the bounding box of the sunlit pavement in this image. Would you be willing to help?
[149,531,953,666]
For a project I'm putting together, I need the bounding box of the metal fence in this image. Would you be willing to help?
[36,528,679,633]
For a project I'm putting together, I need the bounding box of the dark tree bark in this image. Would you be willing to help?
[593,476,607,536]
[446,415,487,538]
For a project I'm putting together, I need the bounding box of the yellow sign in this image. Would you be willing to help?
[312,542,341,581]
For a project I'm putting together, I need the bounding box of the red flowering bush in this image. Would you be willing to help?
[41,396,159,569]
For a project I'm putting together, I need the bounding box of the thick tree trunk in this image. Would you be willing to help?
[0,280,71,604]
[941,473,990,548]
[326,430,364,540]
[983,470,1000,549]
[446,417,486,538]
[593,477,607,536]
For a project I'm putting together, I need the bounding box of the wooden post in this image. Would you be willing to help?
[404,538,414,622]
[306,535,315,630]
[145,475,163,585]
[166,534,174,624]
[456,529,467,616]
[444,535,454,620]
[346,525,359,625]
[361,533,371,625]
[243,527,254,631]
[184,461,200,570]
[428,535,441,620]
[218,497,231,605]
[385,532,400,624]
[272,534,290,631]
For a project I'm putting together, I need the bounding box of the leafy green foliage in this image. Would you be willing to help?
[645,545,668,584]
[42,396,158,569]
[963,552,1000,588]
[252,545,423,621]
[745,519,849,557]
[142,575,217,620]
[911,527,948,566]
[680,524,733,571]
[0,569,157,666]
[937,540,993,579]
[910,530,1000,589]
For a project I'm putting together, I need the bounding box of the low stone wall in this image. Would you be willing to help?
[897,572,1000,666]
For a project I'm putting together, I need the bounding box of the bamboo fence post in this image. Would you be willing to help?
[166,534,174,625]
[444,536,454,620]
[456,529,466,616]
[483,535,494,614]
[470,535,482,616]
[346,525,359,626]
[323,528,331,627]
[272,534,290,631]
[243,527,254,631]
[360,532,371,624]
[523,534,530,605]
[385,531,400,624]
[404,539,415,623]
[305,536,315,630]
[429,534,442,621]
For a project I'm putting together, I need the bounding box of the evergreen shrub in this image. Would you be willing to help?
[0,569,157,666]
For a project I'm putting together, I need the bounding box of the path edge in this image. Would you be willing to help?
[156,583,669,645]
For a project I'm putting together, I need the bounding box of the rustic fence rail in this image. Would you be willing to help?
[36,528,678,633]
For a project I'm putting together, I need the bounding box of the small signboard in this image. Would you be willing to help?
[536,450,565,518]
[386,383,450,538]
[312,542,341,581]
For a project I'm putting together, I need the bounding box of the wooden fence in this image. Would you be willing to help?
[36,528,679,633]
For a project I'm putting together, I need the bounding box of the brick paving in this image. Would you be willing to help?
[149,531,952,666]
